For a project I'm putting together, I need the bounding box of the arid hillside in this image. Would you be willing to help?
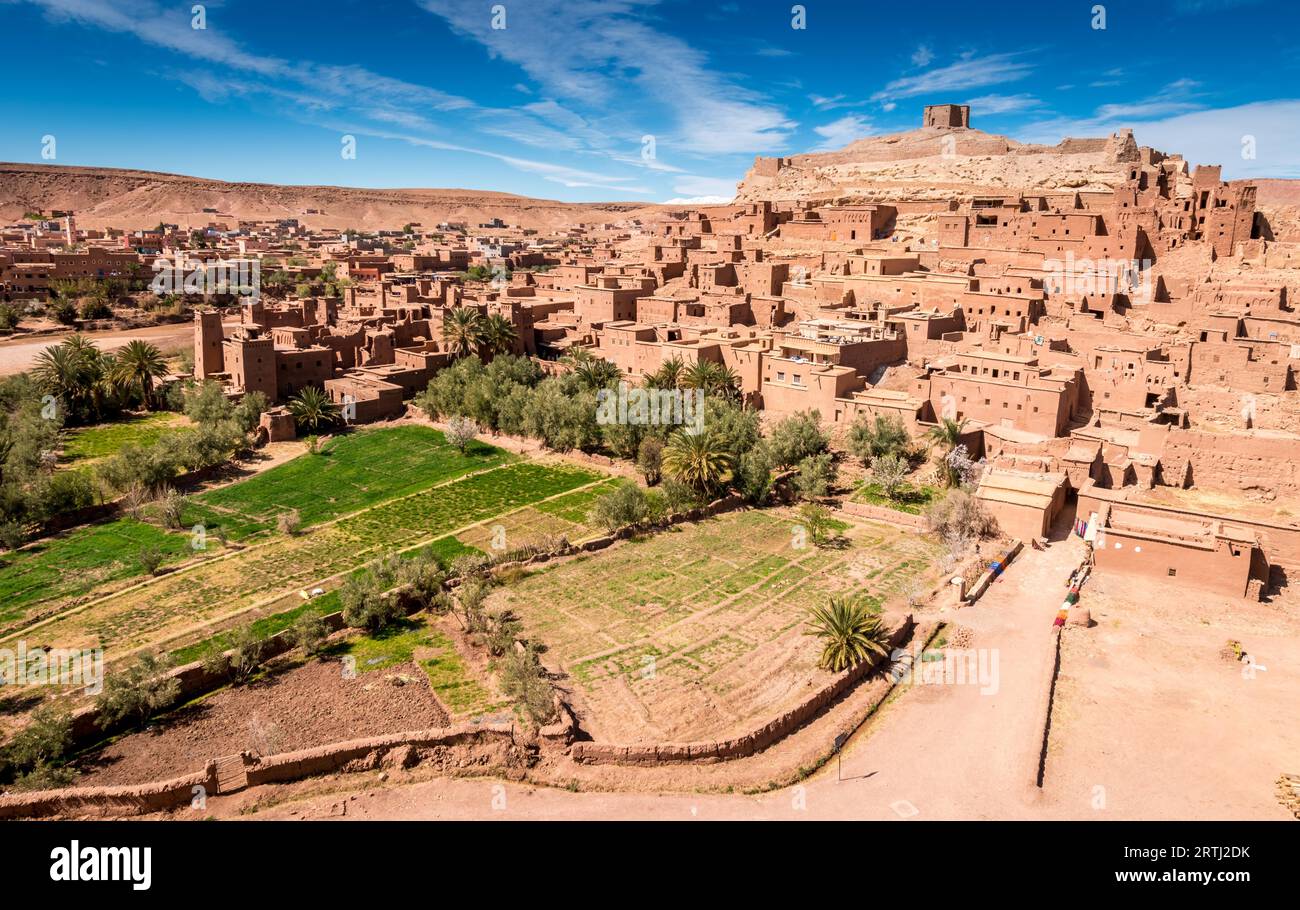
[735,124,1154,203]
[0,162,668,232]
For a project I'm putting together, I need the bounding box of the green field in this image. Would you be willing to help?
[0,426,514,632]
[61,412,188,463]
[329,619,504,717]
[5,459,606,654]
[854,481,939,515]
[185,425,514,539]
[0,519,194,628]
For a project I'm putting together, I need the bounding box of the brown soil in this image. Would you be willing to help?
[75,658,449,787]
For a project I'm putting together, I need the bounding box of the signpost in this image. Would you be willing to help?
[833,732,849,782]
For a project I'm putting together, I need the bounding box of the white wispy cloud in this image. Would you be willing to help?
[873,52,1034,102]
[964,93,1043,115]
[416,0,795,156]
[813,115,874,150]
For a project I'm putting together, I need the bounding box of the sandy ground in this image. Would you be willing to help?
[75,658,450,787]
[0,323,201,375]
[1040,570,1300,820]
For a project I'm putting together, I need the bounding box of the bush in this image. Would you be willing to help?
[139,544,165,575]
[1,706,74,789]
[794,452,835,501]
[0,520,24,551]
[499,643,555,726]
[94,653,180,730]
[767,410,829,468]
[290,611,329,656]
[457,577,493,633]
[445,415,479,454]
[276,509,301,536]
[341,571,404,632]
[660,478,702,515]
[47,298,78,325]
[589,483,650,533]
[78,298,112,320]
[870,453,910,500]
[925,489,998,541]
[158,488,186,529]
[849,414,909,463]
[232,391,270,433]
[798,501,835,547]
[0,303,22,333]
[225,624,267,684]
[636,436,663,485]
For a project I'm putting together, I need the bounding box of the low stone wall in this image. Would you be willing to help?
[0,762,217,820]
[965,539,1023,604]
[242,724,515,787]
[840,500,928,530]
[570,615,915,766]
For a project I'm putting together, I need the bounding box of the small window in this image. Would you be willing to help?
[1167,568,1177,577]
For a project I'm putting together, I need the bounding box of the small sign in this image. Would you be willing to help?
[833,732,849,753]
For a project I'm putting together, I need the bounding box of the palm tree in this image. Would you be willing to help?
[573,357,621,391]
[443,307,484,359]
[32,334,108,424]
[926,417,967,487]
[679,360,741,399]
[662,428,731,495]
[111,340,166,410]
[804,597,892,673]
[480,313,518,357]
[645,357,685,390]
[287,386,340,432]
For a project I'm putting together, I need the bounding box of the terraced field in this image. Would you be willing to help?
[0,426,511,634]
[0,519,196,632]
[4,460,605,657]
[185,425,514,540]
[488,508,941,743]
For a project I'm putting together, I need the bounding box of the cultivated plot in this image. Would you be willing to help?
[489,508,940,743]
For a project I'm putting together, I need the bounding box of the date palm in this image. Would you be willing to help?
[662,428,731,495]
[32,334,108,423]
[480,313,517,357]
[573,357,621,391]
[926,417,967,487]
[442,307,484,359]
[680,360,740,399]
[287,385,340,431]
[804,597,892,673]
[645,356,685,390]
[111,340,167,410]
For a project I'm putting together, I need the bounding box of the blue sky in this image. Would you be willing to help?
[1,0,1297,202]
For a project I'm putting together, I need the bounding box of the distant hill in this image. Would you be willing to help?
[0,162,669,232]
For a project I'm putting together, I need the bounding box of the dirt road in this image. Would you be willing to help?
[0,322,208,374]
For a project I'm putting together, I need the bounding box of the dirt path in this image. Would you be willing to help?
[0,322,230,374]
